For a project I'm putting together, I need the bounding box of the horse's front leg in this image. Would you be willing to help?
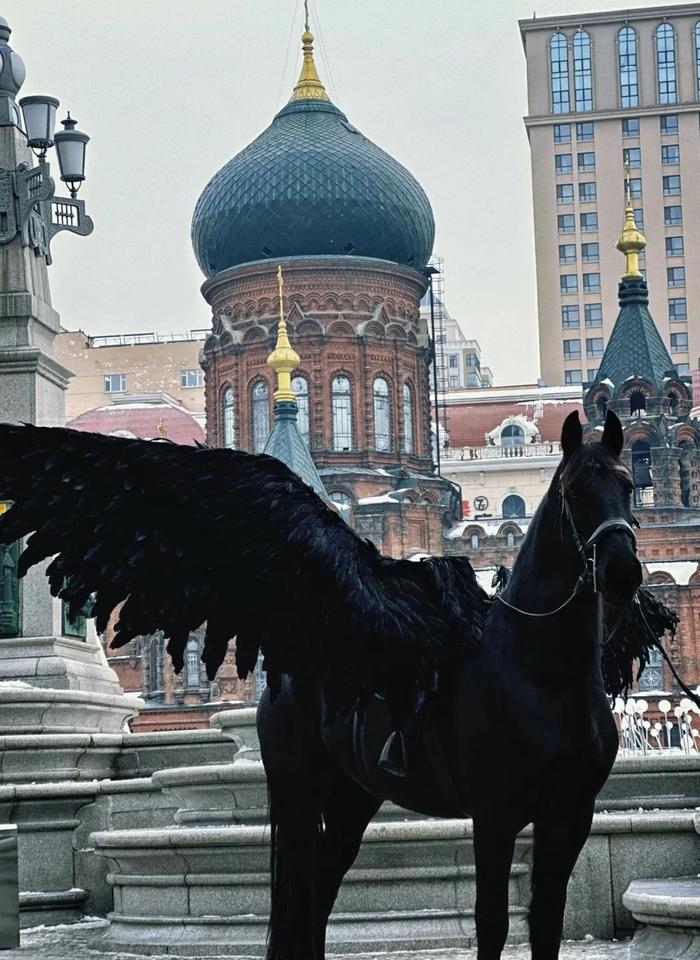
[529,800,595,960]
[473,813,518,960]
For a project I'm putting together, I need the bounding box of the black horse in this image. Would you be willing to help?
[257,410,642,960]
[0,411,658,960]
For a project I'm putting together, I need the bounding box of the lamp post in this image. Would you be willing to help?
[0,20,94,265]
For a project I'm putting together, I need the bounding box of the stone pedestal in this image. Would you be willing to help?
[624,878,700,960]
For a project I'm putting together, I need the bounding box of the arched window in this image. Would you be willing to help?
[573,30,593,111]
[292,375,310,446]
[506,532,515,548]
[470,534,479,551]
[638,647,663,691]
[696,22,700,99]
[373,377,391,451]
[332,375,353,451]
[148,634,164,696]
[618,27,639,107]
[501,424,525,446]
[403,383,414,454]
[251,380,270,453]
[328,490,353,509]
[222,387,235,449]
[629,389,646,415]
[550,32,570,114]
[596,395,608,420]
[656,23,677,104]
[502,494,526,519]
[185,636,200,689]
[667,391,679,416]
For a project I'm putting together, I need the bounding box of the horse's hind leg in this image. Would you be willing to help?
[258,684,332,960]
[314,769,381,952]
[473,812,518,960]
[529,800,595,960]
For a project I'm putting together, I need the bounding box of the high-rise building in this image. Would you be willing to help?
[520,3,700,386]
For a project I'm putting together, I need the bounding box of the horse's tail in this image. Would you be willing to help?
[266,785,325,960]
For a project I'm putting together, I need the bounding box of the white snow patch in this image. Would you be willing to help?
[645,560,699,585]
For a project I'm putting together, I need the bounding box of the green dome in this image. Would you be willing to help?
[191,92,435,277]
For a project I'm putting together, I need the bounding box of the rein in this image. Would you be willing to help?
[495,492,636,619]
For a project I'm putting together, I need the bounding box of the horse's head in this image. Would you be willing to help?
[557,410,642,604]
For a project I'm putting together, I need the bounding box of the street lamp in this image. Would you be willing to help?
[54,113,89,198]
[18,95,59,158]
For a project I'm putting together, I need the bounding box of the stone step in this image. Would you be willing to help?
[624,877,700,960]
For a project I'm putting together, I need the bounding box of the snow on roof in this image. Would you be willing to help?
[447,516,530,539]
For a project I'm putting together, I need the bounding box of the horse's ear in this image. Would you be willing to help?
[561,411,583,460]
[601,409,624,457]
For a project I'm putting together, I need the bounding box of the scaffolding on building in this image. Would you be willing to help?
[427,255,448,475]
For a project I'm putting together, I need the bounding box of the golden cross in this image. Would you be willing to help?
[277,264,285,325]
[304,0,310,31]
[624,160,631,205]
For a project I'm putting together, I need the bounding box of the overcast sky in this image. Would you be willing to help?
[6,0,681,384]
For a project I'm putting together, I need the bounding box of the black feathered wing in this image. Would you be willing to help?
[0,424,486,711]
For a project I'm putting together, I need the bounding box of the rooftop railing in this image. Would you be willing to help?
[443,441,562,462]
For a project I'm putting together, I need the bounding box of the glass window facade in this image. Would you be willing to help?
[563,339,581,358]
[667,266,686,286]
[562,305,580,327]
[555,153,573,173]
[669,297,687,320]
[664,205,682,225]
[586,337,604,357]
[561,274,578,294]
[565,369,583,385]
[662,143,680,164]
[181,368,204,388]
[582,242,599,262]
[373,378,391,451]
[186,637,200,689]
[251,379,270,453]
[622,117,640,137]
[585,303,603,326]
[104,373,127,393]
[502,495,526,519]
[633,207,644,228]
[222,387,235,449]
[332,375,353,451]
[665,236,684,256]
[578,151,595,171]
[579,181,597,202]
[656,24,677,104]
[670,332,688,351]
[559,244,576,263]
[663,174,681,195]
[583,272,601,293]
[629,177,642,198]
[557,183,574,203]
[573,31,593,111]
[403,383,414,454]
[623,146,641,167]
[576,121,594,140]
[558,213,575,232]
[550,33,570,113]
[292,375,310,446]
[580,212,598,231]
[696,22,700,98]
[618,27,639,107]
[661,114,678,133]
[554,123,571,142]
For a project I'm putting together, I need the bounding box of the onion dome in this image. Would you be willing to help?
[191,23,435,277]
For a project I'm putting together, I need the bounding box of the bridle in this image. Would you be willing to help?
[495,490,637,619]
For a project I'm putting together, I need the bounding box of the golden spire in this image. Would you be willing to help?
[267,265,300,402]
[290,0,329,102]
[616,161,646,278]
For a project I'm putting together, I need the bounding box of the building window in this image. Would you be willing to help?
[618,26,639,107]
[328,490,353,510]
[663,174,681,195]
[661,114,679,134]
[222,386,235,449]
[506,531,515,548]
[587,368,599,381]
[148,635,164,696]
[696,22,700,99]
[565,369,583,385]
[554,123,571,142]
[664,205,682,226]
[563,339,581,359]
[579,181,597,202]
[502,494,526,518]
[622,117,640,138]
[667,266,686,287]
[573,31,593,111]
[670,332,688,352]
[470,534,479,551]
[633,207,644,229]
[580,212,598,232]
[669,297,687,321]
[558,213,575,232]
[637,647,663,691]
[373,377,391,452]
[560,274,578,294]
[656,24,677,104]
[180,368,204,388]
[676,363,690,375]
[104,373,127,393]
[556,183,574,203]
[185,636,200,689]
[585,302,603,326]
[448,354,458,367]
[662,143,680,165]
[449,375,459,388]
[576,121,594,140]
[555,153,573,173]
[332,375,353,451]
[403,383,414,454]
[550,32,570,113]
[666,236,684,257]
[559,244,576,263]
[562,305,580,327]
[465,353,480,368]
[583,272,601,293]
[623,146,641,167]
[292,375,310,446]
[501,424,525,446]
[577,151,595,171]
[586,337,604,357]
[582,242,599,262]
[251,379,270,453]
[628,177,642,198]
